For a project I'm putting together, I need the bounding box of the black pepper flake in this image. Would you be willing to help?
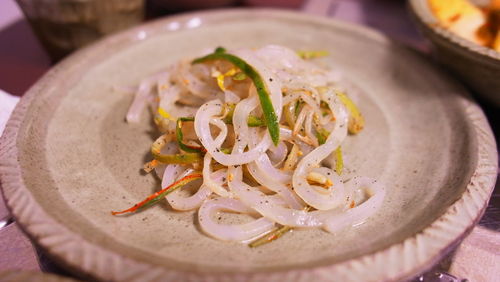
[269,78,273,82]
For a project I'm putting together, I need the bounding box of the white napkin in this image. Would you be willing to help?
[0,89,20,135]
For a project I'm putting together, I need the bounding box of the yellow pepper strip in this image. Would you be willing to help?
[214,68,238,92]
[283,102,297,128]
[294,100,304,117]
[158,107,175,121]
[248,206,312,248]
[336,91,365,134]
[335,146,343,175]
[151,134,202,164]
[249,225,291,248]
[215,72,226,91]
[297,50,329,59]
[283,143,300,171]
[154,108,175,132]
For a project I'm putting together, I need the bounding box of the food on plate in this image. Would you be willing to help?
[491,3,500,51]
[112,45,385,246]
[494,31,500,51]
[428,0,500,51]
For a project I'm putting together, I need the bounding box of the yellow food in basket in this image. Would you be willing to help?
[428,0,500,51]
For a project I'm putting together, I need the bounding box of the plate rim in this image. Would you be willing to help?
[0,8,498,282]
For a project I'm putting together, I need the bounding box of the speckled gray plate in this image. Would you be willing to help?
[0,9,497,282]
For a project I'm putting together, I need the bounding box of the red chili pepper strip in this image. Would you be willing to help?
[111,173,202,215]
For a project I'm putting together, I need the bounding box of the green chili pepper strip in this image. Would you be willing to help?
[192,51,280,145]
[111,173,202,215]
[176,117,206,153]
[222,103,264,127]
[215,47,226,53]
[313,128,342,174]
[247,116,264,127]
[151,134,202,164]
[316,128,330,145]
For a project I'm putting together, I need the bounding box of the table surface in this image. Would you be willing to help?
[0,0,499,281]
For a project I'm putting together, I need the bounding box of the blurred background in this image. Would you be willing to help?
[0,0,498,281]
[0,0,424,97]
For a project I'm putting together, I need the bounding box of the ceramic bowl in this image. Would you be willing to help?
[0,9,497,282]
[16,0,145,61]
[409,0,500,107]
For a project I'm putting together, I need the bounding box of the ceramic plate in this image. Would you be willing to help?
[0,9,497,282]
